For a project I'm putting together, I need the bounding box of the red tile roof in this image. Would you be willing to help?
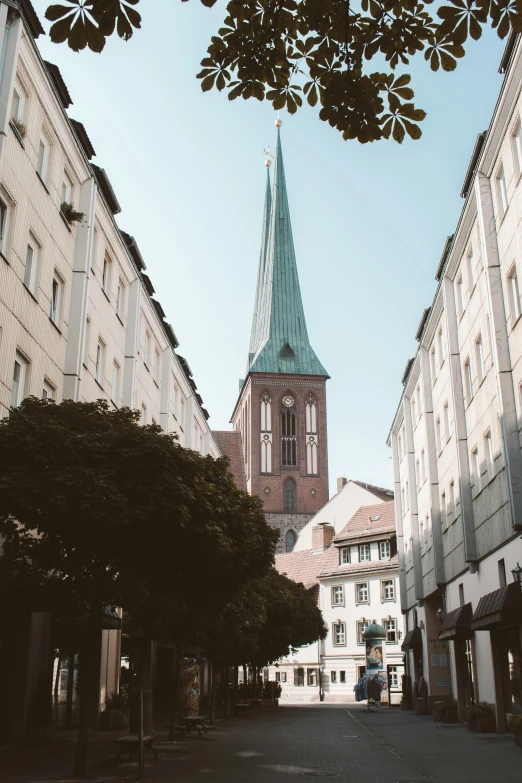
[275,549,331,590]
[334,501,395,541]
[319,550,398,578]
[212,430,247,491]
[353,480,394,502]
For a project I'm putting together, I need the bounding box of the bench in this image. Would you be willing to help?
[113,734,158,760]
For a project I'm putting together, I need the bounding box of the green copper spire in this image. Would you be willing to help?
[248,127,329,377]
[248,166,272,369]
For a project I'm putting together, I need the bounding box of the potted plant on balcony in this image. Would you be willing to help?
[507,713,522,747]
[11,117,26,139]
[465,702,496,733]
[99,690,129,730]
[60,201,85,225]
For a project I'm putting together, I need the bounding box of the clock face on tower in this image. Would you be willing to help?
[282,395,294,407]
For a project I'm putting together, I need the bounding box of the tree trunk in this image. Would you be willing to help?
[168,643,182,741]
[74,608,102,778]
[222,666,229,719]
[138,686,144,778]
[54,654,62,701]
[243,664,248,704]
[233,666,239,716]
[65,653,75,730]
[209,663,218,725]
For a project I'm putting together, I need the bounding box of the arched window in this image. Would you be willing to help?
[286,529,297,553]
[305,395,318,475]
[284,479,296,511]
[281,396,297,466]
[260,393,272,473]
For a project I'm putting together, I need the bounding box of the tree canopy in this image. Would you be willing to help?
[0,397,277,620]
[43,0,522,143]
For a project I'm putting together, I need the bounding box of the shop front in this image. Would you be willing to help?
[471,581,522,732]
[439,603,475,722]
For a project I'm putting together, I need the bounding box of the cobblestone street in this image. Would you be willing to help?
[2,704,521,783]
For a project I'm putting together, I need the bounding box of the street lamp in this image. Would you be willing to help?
[436,607,445,623]
[511,562,522,585]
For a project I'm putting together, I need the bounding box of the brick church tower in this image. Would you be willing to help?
[231,123,330,553]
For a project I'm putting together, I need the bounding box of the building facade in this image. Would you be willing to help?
[0,0,220,744]
[388,34,522,729]
[230,126,330,553]
[271,499,402,701]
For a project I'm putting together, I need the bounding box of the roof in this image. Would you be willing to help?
[471,582,522,631]
[334,501,395,541]
[92,164,121,216]
[439,602,472,641]
[352,481,394,503]
[212,431,247,492]
[70,119,96,160]
[44,62,72,109]
[246,129,328,378]
[319,551,398,579]
[19,0,44,39]
[275,548,331,590]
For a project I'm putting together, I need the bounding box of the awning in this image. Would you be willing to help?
[439,602,473,641]
[471,582,522,632]
[401,627,423,650]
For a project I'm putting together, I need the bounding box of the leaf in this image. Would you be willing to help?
[201,74,216,92]
[403,119,422,139]
[307,85,318,106]
[45,4,77,22]
[392,120,405,143]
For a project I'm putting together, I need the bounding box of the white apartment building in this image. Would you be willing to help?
[0,0,220,744]
[388,33,522,731]
[272,499,402,701]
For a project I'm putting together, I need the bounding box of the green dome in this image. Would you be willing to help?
[363,622,386,641]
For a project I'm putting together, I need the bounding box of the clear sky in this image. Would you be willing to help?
[32,1,506,494]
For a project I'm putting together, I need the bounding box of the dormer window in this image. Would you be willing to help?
[339,547,350,565]
[379,540,391,560]
[359,543,370,562]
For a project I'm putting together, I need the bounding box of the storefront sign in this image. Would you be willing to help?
[436,678,450,687]
[439,654,448,667]
[431,654,440,667]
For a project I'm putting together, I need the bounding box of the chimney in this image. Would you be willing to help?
[312,523,334,551]
[337,477,348,492]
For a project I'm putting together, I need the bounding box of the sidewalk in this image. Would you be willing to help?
[0,704,520,782]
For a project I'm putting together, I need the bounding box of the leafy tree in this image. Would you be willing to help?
[43,0,522,143]
[0,398,277,773]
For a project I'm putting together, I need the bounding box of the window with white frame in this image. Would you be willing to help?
[443,400,450,442]
[49,271,63,326]
[111,360,120,403]
[356,582,369,603]
[102,254,111,295]
[116,277,125,318]
[411,396,416,424]
[485,429,494,477]
[11,81,25,123]
[340,671,346,683]
[340,547,350,565]
[61,170,73,205]
[36,134,50,182]
[456,275,464,317]
[497,165,508,216]
[420,449,425,482]
[425,514,430,542]
[144,330,151,368]
[331,585,344,606]
[152,348,160,382]
[11,352,27,408]
[441,491,446,526]
[383,617,397,643]
[307,668,317,686]
[435,416,442,452]
[359,543,370,562]
[379,540,391,559]
[405,480,409,508]
[466,248,475,292]
[464,357,473,401]
[141,403,147,425]
[401,486,405,513]
[24,238,38,295]
[475,334,485,382]
[332,622,346,646]
[430,345,437,379]
[42,379,55,401]
[95,338,105,385]
[419,517,424,544]
[275,671,287,683]
[388,665,399,688]
[514,119,522,174]
[472,447,481,491]
[398,433,402,458]
[449,480,455,518]
[381,579,395,601]
[0,194,11,255]
[357,620,370,645]
[507,264,521,322]
[437,327,444,366]
[331,671,337,683]
[416,385,421,417]
[415,458,420,486]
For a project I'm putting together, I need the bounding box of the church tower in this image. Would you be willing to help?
[231,122,330,553]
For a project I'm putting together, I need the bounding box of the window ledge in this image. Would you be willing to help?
[9,120,25,148]
[95,378,104,392]
[153,379,159,389]
[116,313,124,326]
[23,284,38,303]
[468,281,478,302]
[110,398,119,409]
[511,312,522,332]
[144,363,150,373]
[49,317,62,335]
[1,250,9,265]
[59,210,72,233]
[102,289,110,302]
[36,171,50,195]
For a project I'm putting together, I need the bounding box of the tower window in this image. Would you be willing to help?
[284,479,296,511]
[305,394,318,474]
[281,403,297,466]
[285,529,296,552]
